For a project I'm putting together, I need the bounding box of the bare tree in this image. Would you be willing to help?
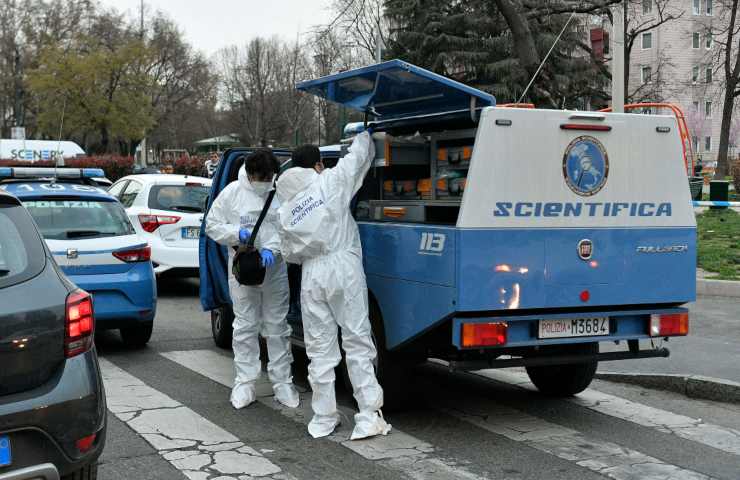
[329,0,388,62]
[709,0,740,177]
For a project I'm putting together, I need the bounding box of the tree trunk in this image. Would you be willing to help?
[717,88,735,178]
[13,47,24,127]
[100,126,110,153]
[493,0,540,74]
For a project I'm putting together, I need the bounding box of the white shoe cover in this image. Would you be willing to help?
[307,413,341,438]
[230,383,256,409]
[350,411,391,441]
[274,383,300,408]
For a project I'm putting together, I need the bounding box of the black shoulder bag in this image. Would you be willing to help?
[232,188,276,286]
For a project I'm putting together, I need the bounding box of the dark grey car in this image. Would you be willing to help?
[0,190,106,480]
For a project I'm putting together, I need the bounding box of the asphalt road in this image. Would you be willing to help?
[95,278,740,480]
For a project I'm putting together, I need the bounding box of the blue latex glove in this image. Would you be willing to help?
[238,227,251,244]
[365,125,374,135]
[260,249,275,267]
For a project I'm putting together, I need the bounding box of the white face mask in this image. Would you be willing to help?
[249,179,272,195]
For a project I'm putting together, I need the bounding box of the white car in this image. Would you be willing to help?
[109,174,211,276]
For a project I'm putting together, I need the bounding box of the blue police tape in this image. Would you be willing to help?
[693,200,740,208]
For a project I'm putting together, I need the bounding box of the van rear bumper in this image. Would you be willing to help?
[451,306,688,349]
[448,344,669,371]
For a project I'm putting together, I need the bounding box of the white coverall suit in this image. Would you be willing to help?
[276,132,391,439]
[206,168,299,409]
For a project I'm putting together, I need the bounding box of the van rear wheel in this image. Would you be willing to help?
[525,343,598,397]
[211,306,234,350]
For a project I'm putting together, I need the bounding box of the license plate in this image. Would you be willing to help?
[0,435,11,467]
[538,317,610,339]
[181,227,200,239]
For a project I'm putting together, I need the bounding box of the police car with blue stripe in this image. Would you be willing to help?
[1,167,157,347]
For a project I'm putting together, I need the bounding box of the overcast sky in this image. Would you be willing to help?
[100,0,334,57]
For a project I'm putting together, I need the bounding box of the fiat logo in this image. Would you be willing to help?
[577,239,593,260]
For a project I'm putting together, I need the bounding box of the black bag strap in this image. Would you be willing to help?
[246,185,276,248]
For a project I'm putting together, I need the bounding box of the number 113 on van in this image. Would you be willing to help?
[419,232,446,255]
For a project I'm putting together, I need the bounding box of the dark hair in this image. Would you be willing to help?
[244,148,279,181]
[292,144,321,169]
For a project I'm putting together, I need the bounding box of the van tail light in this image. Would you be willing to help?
[138,214,180,232]
[113,245,151,263]
[461,322,508,348]
[65,290,94,358]
[649,312,689,337]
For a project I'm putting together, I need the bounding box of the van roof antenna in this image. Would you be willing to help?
[516,10,577,105]
[53,96,67,184]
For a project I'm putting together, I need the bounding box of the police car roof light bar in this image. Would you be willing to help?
[0,167,105,180]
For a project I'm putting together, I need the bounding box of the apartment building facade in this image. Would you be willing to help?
[626,0,727,163]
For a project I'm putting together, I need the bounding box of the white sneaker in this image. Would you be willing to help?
[307,413,341,438]
[230,383,256,409]
[350,411,391,440]
[274,383,300,408]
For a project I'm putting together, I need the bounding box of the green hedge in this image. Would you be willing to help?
[0,155,207,181]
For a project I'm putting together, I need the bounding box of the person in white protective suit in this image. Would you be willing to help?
[275,131,391,440]
[205,149,300,410]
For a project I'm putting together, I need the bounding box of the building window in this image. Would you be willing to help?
[706,33,713,49]
[693,136,699,152]
[706,0,713,15]
[641,66,653,84]
[706,67,713,83]
[705,136,712,151]
[706,101,712,118]
[693,101,700,112]
[643,0,652,14]
[693,66,699,83]
[693,0,700,15]
[642,32,652,49]
[693,32,700,48]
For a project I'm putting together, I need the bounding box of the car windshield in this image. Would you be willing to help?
[0,203,45,289]
[22,198,134,240]
[149,185,209,213]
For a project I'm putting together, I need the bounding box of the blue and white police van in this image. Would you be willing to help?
[201,60,695,402]
[1,168,157,347]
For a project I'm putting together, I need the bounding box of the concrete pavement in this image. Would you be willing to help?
[93,278,740,479]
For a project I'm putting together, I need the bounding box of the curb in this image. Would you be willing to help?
[696,278,740,298]
[595,372,740,404]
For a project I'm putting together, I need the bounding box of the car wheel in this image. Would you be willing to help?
[212,306,234,350]
[525,343,598,397]
[120,323,154,348]
[62,463,97,480]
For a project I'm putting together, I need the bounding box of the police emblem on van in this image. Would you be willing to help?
[563,136,609,196]
[577,239,593,260]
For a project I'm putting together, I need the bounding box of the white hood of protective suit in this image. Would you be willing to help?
[204,166,281,253]
[276,167,318,204]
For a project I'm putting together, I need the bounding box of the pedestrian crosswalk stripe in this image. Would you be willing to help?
[473,369,740,457]
[439,392,714,480]
[161,349,488,480]
[99,358,294,480]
